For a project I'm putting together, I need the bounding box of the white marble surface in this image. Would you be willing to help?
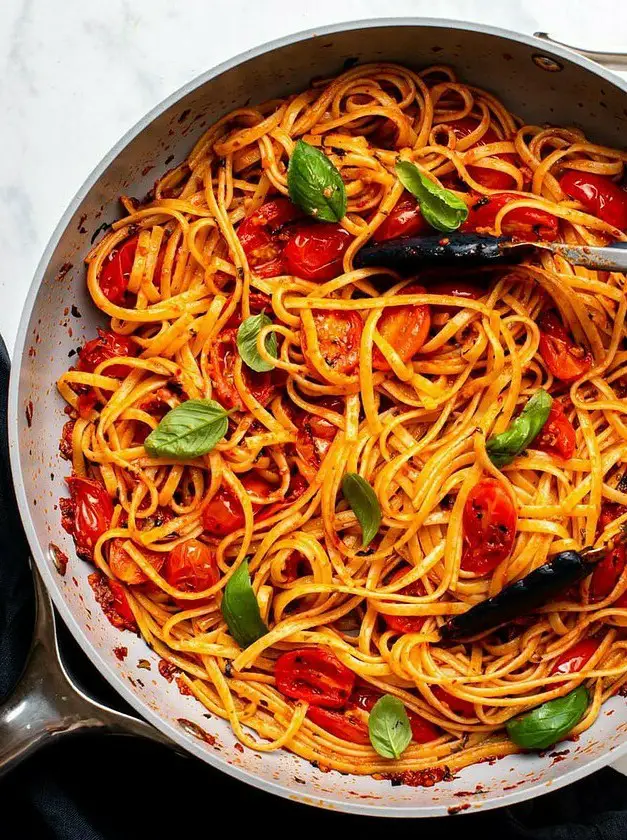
[3,0,627,775]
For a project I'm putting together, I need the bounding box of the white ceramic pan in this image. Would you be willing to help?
[5,18,627,818]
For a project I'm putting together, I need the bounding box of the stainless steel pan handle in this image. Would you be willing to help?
[534,32,627,71]
[0,562,175,777]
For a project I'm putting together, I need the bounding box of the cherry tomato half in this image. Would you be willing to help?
[381,567,427,634]
[208,328,274,410]
[275,647,356,709]
[447,117,518,190]
[372,284,431,370]
[99,235,138,305]
[77,329,136,378]
[284,223,351,281]
[372,195,430,242]
[306,706,370,744]
[432,686,475,717]
[590,504,627,602]
[293,397,344,476]
[108,538,165,585]
[538,312,592,383]
[461,478,517,576]
[164,539,219,592]
[550,639,600,675]
[348,683,441,743]
[237,199,302,278]
[107,578,137,628]
[462,193,559,241]
[426,279,483,317]
[302,310,363,377]
[202,474,274,537]
[61,476,113,562]
[560,171,627,231]
[534,400,576,461]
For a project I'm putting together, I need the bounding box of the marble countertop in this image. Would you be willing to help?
[3,0,627,775]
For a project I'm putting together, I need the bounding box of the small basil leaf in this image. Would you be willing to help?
[144,399,228,460]
[368,694,412,759]
[287,139,347,222]
[341,473,381,548]
[506,686,588,750]
[487,389,553,468]
[221,558,268,649]
[237,312,278,373]
[395,160,468,233]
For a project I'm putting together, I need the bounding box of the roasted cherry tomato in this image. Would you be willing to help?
[61,476,114,562]
[108,538,165,585]
[107,578,137,628]
[77,329,136,378]
[538,312,592,383]
[76,389,98,419]
[381,567,427,634]
[293,397,344,476]
[432,686,475,717]
[373,195,430,242]
[372,284,431,370]
[348,683,441,743]
[534,400,576,461]
[164,539,219,592]
[302,310,363,376]
[550,639,600,675]
[284,223,351,281]
[202,474,274,537]
[306,706,370,744]
[237,199,302,278]
[208,328,274,410]
[426,279,483,317]
[560,171,627,231]
[447,117,518,190]
[225,292,272,329]
[99,235,138,305]
[462,193,559,241]
[461,478,517,576]
[590,504,627,602]
[275,647,356,709]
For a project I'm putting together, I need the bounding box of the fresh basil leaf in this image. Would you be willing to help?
[395,160,468,233]
[486,389,553,468]
[287,140,347,222]
[341,473,381,548]
[144,399,228,460]
[368,694,412,759]
[506,686,588,750]
[237,312,278,373]
[221,558,268,649]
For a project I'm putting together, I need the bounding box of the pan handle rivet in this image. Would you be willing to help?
[532,54,564,72]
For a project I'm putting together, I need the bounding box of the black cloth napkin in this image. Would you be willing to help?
[2,338,627,839]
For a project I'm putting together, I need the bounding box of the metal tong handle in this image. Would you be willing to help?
[0,562,175,778]
[534,32,627,71]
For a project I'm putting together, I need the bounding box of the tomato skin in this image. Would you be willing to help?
[201,474,273,537]
[373,195,430,242]
[560,171,627,231]
[106,578,137,630]
[77,329,136,378]
[538,312,592,383]
[372,284,431,370]
[208,328,274,410]
[461,478,517,576]
[462,193,559,241]
[164,539,219,592]
[550,639,600,675]
[590,504,627,602]
[108,538,165,585]
[237,199,303,278]
[61,476,113,562]
[284,223,351,281]
[534,400,576,461]
[432,686,474,717]
[302,310,363,377]
[381,567,427,634]
[306,706,370,744]
[275,647,356,709]
[99,236,138,305]
[293,396,343,475]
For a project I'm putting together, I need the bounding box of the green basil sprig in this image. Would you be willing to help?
[341,473,381,549]
[144,399,229,460]
[221,558,268,649]
[486,389,553,468]
[506,686,588,750]
[395,160,469,233]
[237,312,278,373]
[287,139,347,222]
[368,694,412,759]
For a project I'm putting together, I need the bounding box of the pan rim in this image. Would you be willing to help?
[8,16,627,817]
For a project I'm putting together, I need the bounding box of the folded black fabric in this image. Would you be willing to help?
[2,336,627,840]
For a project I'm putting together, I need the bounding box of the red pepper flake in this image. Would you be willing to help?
[113,646,128,661]
[56,262,73,281]
[158,659,179,682]
[234,743,244,754]
[176,676,193,696]
[141,164,154,177]
[137,659,151,670]
[382,766,453,788]
[177,718,216,745]
[49,543,68,576]
[25,401,34,428]
[448,804,471,815]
